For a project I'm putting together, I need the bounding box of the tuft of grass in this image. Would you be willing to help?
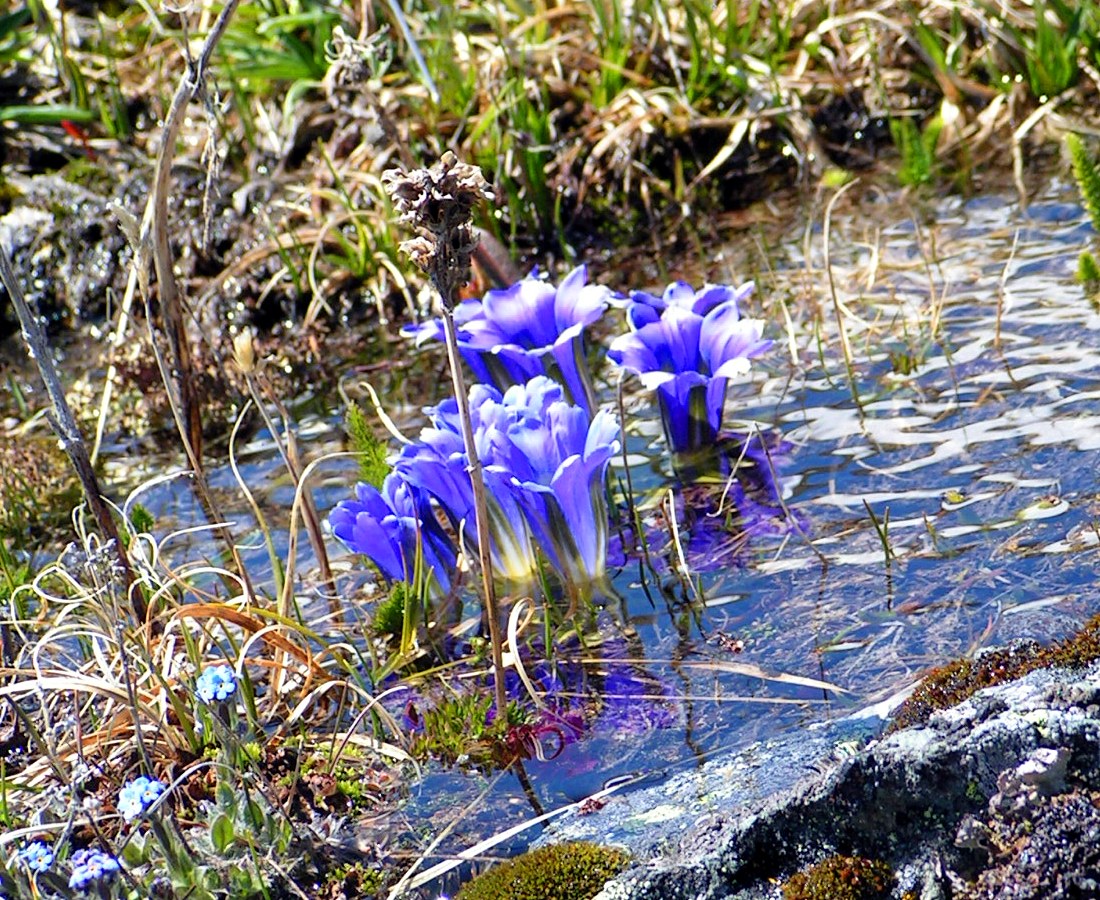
[1067,133,1100,232]
[456,841,630,900]
[408,692,506,769]
[0,429,80,549]
[1019,1,1082,98]
[890,114,943,188]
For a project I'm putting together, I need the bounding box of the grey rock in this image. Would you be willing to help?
[537,660,1100,900]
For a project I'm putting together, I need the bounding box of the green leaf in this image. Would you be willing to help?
[211,813,235,853]
[120,833,147,866]
[0,104,95,125]
[245,799,266,831]
[0,7,32,41]
[346,403,390,487]
[215,781,237,813]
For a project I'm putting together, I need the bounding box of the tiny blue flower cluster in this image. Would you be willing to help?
[118,775,166,821]
[196,664,238,704]
[16,840,53,872]
[68,848,120,892]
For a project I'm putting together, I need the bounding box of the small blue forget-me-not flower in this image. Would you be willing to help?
[117,775,166,821]
[16,840,53,872]
[68,848,120,892]
[196,664,238,704]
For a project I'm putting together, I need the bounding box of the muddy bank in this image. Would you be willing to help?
[541,650,1100,900]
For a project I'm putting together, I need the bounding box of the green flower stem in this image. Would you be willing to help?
[148,815,188,875]
[441,307,508,716]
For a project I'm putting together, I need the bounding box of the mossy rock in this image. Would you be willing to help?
[456,841,629,900]
[889,613,1100,732]
[782,855,895,900]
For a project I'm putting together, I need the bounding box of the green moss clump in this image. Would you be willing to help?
[782,855,895,900]
[888,645,1039,733]
[456,842,629,900]
[372,581,407,638]
[890,613,1100,732]
[1047,613,1100,668]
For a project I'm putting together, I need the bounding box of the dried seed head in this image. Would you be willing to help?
[232,328,257,375]
[384,151,492,235]
[383,152,492,308]
[324,25,389,95]
[399,235,435,271]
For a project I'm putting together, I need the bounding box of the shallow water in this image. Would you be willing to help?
[117,178,1100,886]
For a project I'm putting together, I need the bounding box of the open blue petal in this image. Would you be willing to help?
[483,276,559,348]
[329,481,424,584]
[700,300,772,376]
[554,265,612,332]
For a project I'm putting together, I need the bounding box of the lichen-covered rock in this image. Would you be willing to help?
[958,790,1100,899]
[543,657,1100,900]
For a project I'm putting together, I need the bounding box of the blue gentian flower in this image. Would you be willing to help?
[195,664,238,704]
[117,775,166,821]
[404,266,614,414]
[608,281,771,458]
[68,849,121,892]
[394,377,620,592]
[329,473,458,590]
[625,280,755,328]
[395,386,539,581]
[16,840,53,872]
[485,377,620,592]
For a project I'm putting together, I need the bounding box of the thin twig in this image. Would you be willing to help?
[128,0,253,596]
[138,0,242,462]
[823,178,864,415]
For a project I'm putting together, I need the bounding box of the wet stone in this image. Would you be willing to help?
[538,660,1100,900]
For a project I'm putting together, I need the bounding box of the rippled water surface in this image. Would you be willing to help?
[125,180,1100,883]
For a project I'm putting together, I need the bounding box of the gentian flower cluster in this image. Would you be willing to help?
[328,474,458,591]
[404,265,614,414]
[400,376,619,593]
[608,281,771,461]
[336,269,778,604]
[68,849,120,892]
[195,664,238,704]
[16,840,53,872]
[332,376,619,596]
[117,775,166,821]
